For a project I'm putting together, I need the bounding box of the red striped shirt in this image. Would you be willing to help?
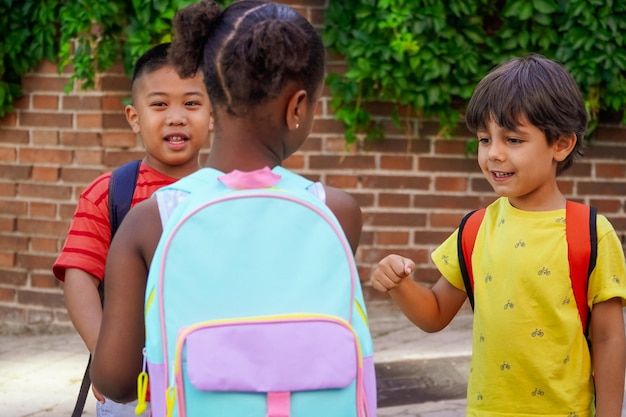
[53,162,178,281]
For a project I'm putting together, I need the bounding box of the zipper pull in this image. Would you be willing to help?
[135,347,149,415]
[166,359,177,417]
[166,386,176,417]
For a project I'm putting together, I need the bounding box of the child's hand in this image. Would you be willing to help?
[370,254,415,292]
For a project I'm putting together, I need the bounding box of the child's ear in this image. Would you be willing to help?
[553,133,577,162]
[125,105,141,134]
[285,90,308,131]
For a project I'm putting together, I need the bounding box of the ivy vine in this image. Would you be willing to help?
[2,0,625,145]
[0,0,217,116]
[323,0,626,142]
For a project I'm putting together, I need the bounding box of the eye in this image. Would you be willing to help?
[150,101,167,108]
[478,137,490,144]
[508,137,523,144]
[185,101,201,107]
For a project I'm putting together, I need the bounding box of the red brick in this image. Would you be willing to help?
[362,211,427,227]
[21,75,71,93]
[77,113,103,129]
[20,148,72,164]
[0,305,27,323]
[62,95,102,111]
[32,95,60,110]
[31,273,61,289]
[0,251,16,267]
[75,150,104,165]
[0,234,28,250]
[100,75,131,92]
[0,112,17,127]
[16,253,56,272]
[31,166,60,182]
[0,164,31,179]
[0,128,29,144]
[379,193,411,207]
[102,131,136,148]
[590,199,622,213]
[434,176,469,192]
[0,183,17,197]
[60,167,102,183]
[32,130,60,145]
[0,147,17,161]
[35,60,59,74]
[376,230,410,245]
[30,237,58,252]
[102,95,127,111]
[0,199,28,215]
[596,162,626,178]
[18,184,73,200]
[0,217,16,232]
[18,289,64,308]
[31,202,57,218]
[0,287,17,302]
[380,155,414,170]
[283,154,305,169]
[361,175,429,190]
[61,131,101,147]
[20,112,73,128]
[103,113,131,129]
[0,269,27,286]
[325,174,359,188]
[419,156,479,174]
[431,212,465,228]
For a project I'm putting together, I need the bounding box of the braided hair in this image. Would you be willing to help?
[170,0,325,117]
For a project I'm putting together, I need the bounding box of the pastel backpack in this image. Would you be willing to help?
[138,166,377,417]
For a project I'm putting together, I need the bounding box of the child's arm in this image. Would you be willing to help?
[591,297,625,417]
[63,269,102,357]
[371,254,467,333]
[324,186,362,255]
[63,268,105,403]
[90,198,162,403]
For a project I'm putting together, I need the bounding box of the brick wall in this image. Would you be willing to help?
[1,0,625,331]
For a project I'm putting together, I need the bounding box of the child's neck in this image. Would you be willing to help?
[507,193,567,212]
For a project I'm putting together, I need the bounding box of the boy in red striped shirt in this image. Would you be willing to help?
[53,42,212,417]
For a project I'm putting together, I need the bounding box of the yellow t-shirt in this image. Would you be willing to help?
[432,197,626,417]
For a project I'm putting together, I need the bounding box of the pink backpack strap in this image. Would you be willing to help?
[266,391,291,417]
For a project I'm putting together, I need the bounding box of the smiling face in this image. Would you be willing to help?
[125,65,212,178]
[477,115,576,211]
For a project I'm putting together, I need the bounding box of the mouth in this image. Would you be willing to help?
[491,171,514,180]
[165,135,189,144]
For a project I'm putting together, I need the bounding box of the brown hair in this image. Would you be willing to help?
[465,54,587,175]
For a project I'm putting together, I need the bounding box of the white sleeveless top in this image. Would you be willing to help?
[156,181,326,228]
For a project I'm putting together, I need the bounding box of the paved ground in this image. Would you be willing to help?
[0,295,624,417]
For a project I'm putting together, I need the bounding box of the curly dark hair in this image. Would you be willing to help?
[465,54,587,176]
[170,0,325,117]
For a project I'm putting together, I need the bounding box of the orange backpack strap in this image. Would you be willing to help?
[457,202,597,336]
[565,201,597,335]
[457,208,486,309]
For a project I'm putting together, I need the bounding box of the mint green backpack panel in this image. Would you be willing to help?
[144,166,376,417]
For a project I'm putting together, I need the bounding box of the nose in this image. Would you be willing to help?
[487,139,506,161]
[167,107,187,126]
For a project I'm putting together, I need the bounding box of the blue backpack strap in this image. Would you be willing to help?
[108,159,142,238]
[72,160,142,417]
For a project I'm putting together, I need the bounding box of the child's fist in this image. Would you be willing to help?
[370,254,415,292]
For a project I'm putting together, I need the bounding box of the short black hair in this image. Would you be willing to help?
[131,42,172,97]
[170,0,325,117]
[465,54,587,175]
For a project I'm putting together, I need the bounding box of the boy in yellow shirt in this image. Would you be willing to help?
[371,54,626,417]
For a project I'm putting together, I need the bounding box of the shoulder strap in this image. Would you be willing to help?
[108,160,142,239]
[457,208,486,310]
[457,202,598,336]
[565,200,597,335]
[72,160,142,417]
